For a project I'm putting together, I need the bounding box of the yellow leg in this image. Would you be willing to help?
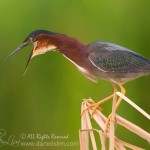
[115,84,126,110]
[81,95,113,117]
[81,83,118,118]
[112,83,118,93]
[91,95,114,117]
[105,84,126,132]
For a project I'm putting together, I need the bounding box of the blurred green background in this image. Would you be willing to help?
[0,0,150,149]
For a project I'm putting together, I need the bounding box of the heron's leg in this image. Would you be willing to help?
[81,83,117,118]
[81,97,103,114]
[112,83,118,93]
[105,84,126,132]
[115,84,126,110]
[81,95,113,118]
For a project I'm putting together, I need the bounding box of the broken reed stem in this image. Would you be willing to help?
[80,102,89,150]
[80,93,150,150]
[116,92,150,120]
[116,114,150,143]
[109,93,117,150]
[85,109,97,150]
[80,101,97,150]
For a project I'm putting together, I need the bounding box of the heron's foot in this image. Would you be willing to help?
[81,99,103,118]
[105,114,116,133]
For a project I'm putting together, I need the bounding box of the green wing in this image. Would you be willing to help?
[88,42,150,73]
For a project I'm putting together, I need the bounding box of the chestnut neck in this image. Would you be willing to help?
[38,33,87,61]
[36,33,97,82]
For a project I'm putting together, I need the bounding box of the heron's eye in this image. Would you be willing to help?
[28,38,33,43]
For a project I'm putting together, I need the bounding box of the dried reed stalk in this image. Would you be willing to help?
[80,92,150,150]
[109,93,117,150]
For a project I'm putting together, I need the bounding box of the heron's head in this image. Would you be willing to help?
[5,30,57,71]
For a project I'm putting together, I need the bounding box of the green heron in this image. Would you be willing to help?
[5,30,150,116]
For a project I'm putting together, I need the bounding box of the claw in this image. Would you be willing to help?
[105,114,111,133]
[81,94,113,118]
[105,114,117,133]
[81,101,103,118]
[80,103,95,117]
[91,106,103,118]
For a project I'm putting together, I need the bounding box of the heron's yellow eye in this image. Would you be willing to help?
[28,38,33,43]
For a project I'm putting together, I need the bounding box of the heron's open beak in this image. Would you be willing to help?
[5,43,35,75]
[23,48,35,75]
[5,43,28,60]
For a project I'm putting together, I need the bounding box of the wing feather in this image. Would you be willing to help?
[88,42,150,73]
